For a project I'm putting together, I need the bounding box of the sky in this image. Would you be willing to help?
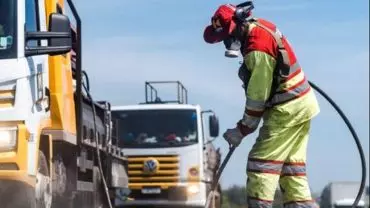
[71,0,369,194]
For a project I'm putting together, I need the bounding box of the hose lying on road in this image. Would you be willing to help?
[205,81,367,208]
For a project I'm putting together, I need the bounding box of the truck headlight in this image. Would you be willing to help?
[0,127,17,152]
[187,184,199,194]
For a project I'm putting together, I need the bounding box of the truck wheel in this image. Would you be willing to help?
[36,150,52,208]
[52,155,67,196]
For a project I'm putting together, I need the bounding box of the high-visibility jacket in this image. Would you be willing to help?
[239,18,320,130]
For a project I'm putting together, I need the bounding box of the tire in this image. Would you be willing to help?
[36,150,52,208]
[52,155,67,196]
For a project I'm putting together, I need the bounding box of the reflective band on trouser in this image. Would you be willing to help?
[284,200,317,208]
[247,197,273,208]
[247,158,283,175]
[246,158,283,207]
[270,78,311,106]
[281,162,306,176]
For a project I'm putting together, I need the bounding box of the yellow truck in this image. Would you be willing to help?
[0,0,129,207]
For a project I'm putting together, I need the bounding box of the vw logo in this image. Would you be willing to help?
[143,158,159,174]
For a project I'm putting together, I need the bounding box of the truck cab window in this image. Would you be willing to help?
[0,1,17,59]
[25,0,40,47]
[112,109,199,148]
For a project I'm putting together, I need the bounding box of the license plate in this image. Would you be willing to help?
[141,187,161,194]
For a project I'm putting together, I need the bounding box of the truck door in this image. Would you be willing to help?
[26,0,49,114]
[25,0,50,176]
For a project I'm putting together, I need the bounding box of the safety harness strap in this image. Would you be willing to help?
[242,18,298,107]
[249,18,291,77]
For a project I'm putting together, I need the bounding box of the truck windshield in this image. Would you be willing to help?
[0,1,17,59]
[112,109,198,148]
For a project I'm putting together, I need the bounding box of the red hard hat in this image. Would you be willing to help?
[203,4,237,44]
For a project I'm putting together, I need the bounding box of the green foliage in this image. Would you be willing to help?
[221,185,248,208]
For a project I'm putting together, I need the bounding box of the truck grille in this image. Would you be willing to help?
[127,155,179,184]
[0,89,15,108]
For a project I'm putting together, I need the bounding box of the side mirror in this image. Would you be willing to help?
[209,115,219,138]
[48,13,72,49]
[25,13,72,56]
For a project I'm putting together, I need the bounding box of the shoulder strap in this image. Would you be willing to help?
[247,18,291,77]
[242,18,291,107]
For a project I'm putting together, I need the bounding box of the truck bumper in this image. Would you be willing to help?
[118,199,204,207]
[0,179,35,208]
[116,183,206,207]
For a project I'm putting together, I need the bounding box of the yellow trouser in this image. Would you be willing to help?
[246,120,316,208]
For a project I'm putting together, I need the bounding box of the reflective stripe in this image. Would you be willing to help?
[284,200,317,208]
[241,114,261,129]
[245,97,265,118]
[282,163,306,176]
[246,97,266,111]
[269,78,311,105]
[247,197,273,208]
[278,62,303,91]
[281,62,301,81]
[277,70,305,92]
[247,158,284,174]
[280,76,307,93]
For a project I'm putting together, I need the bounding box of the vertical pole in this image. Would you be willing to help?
[66,0,82,144]
[145,82,148,103]
[185,88,188,104]
[177,81,180,103]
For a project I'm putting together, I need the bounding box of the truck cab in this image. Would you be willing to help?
[112,81,222,208]
[0,1,129,207]
[0,0,73,207]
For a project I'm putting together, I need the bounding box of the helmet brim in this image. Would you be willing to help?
[203,21,236,44]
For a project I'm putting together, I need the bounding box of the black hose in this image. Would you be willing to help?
[308,80,367,208]
[82,71,113,208]
[82,70,90,92]
[212,145,236,191]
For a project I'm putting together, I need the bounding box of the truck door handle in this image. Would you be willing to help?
[44,87,50,112]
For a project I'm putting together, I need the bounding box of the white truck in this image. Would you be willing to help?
[319,182,368,208]
[111,81,223,208]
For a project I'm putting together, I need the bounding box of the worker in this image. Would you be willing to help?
[203,2,320,208]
